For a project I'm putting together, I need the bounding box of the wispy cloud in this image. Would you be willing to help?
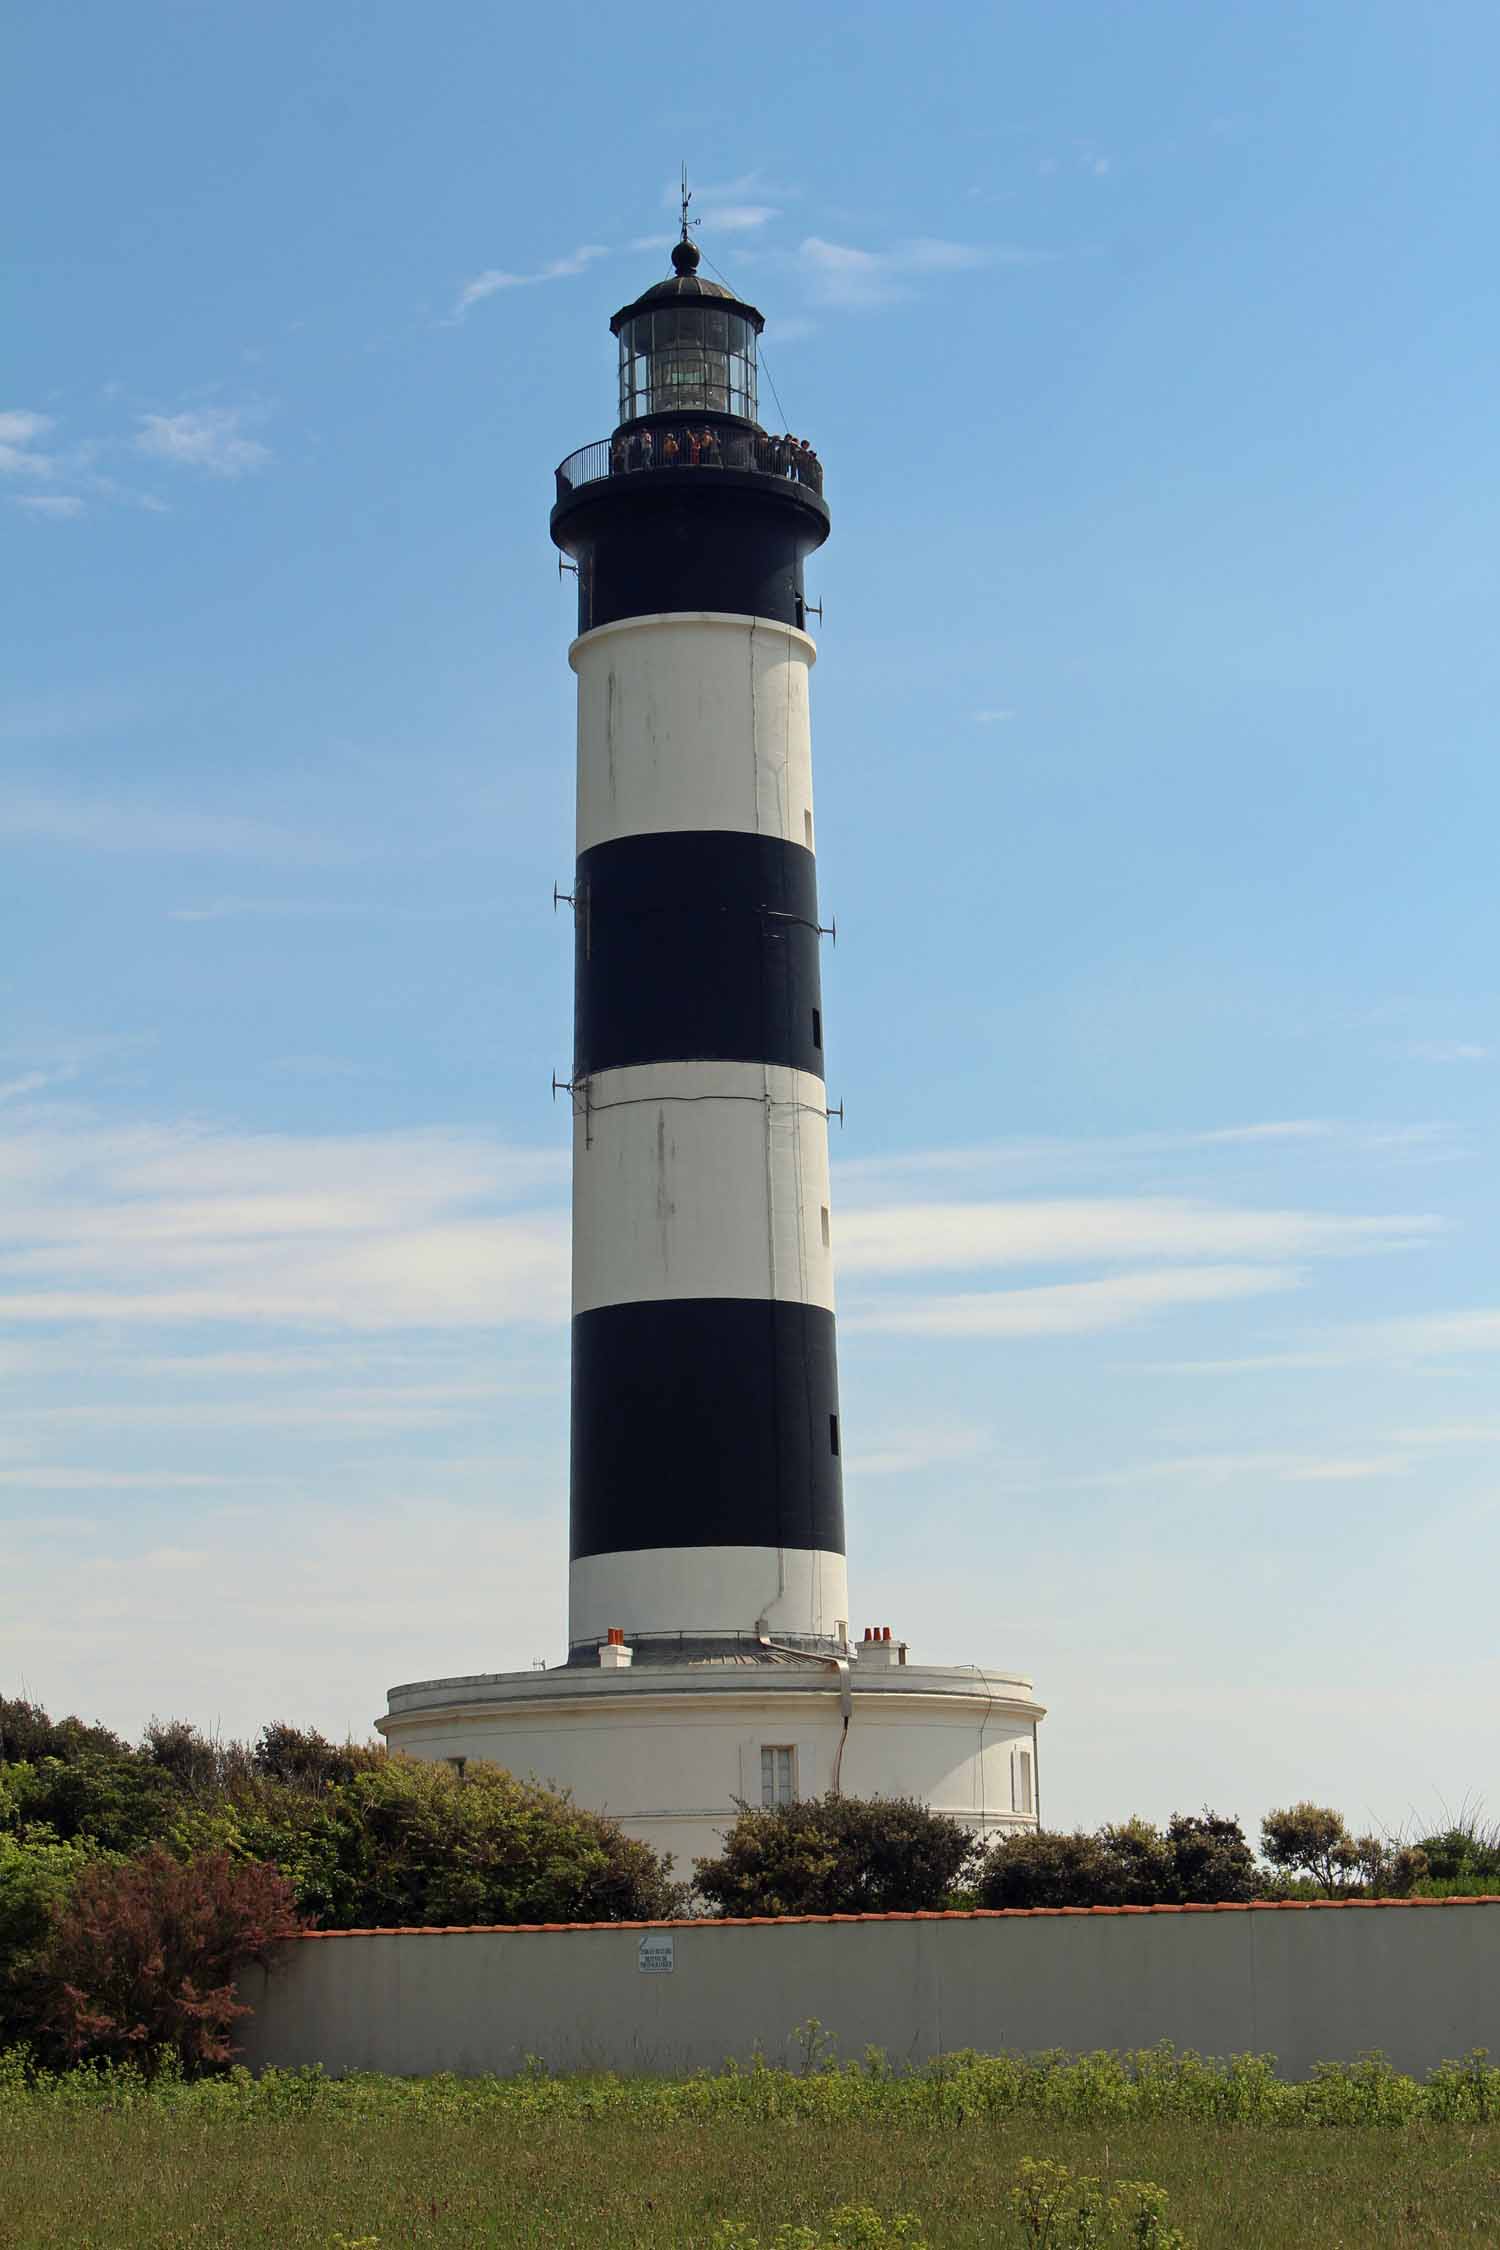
[1351,1310,1500,1358]
[1072,1448,1411,1490]
[0,1468,247,1491]
[167,897,496,924]
[1154,1310,1500,1377]
[0,789,348,863]
[697,204,778,234]
[669,171,785,237]
[845,1264,1299,1338]
[972,708,1015,724]
[799,236,1022,310]
[447,245,609,323]
[134,407,271,477]
[0,1072,59,1106]
[14,493,83,520]
[0,408,56,477]
[0,1109,569,1335]
[851,1424,992,1477]
[833,1120,1454,1199]
[1404,1041,1489,1064]
[834,1197,1439,1278]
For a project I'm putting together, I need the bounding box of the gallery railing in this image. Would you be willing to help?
[556,428,824,502]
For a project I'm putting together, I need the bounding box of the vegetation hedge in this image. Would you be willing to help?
[6,1690,1500,2078]
[0,1696,683,2070]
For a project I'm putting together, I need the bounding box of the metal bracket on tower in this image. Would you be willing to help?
[552,1071,594,1147]
[760,908,837,942]
[804,597,823,623]
[552,883,575,912]
[558,556,578,580]
[826,1099,845,1128]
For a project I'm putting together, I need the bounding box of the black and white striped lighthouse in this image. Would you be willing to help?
[550,228,846,1662]
[380,222,1045,1849]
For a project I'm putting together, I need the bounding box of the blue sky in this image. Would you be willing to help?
[5,1,1499,1834]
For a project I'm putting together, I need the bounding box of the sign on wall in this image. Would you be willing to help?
[638,1933,675,1974]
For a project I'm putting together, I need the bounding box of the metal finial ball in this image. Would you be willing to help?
[671,238,701,276]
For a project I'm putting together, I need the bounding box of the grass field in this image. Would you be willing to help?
[4,2050,1500,2246]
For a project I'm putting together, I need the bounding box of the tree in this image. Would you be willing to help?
[0,1697,129,1768]
[694,1795,981,1918]
[3,1750,183,1855]
[1260,1803,1359,1895]
[1097,1820,1176,1904]
[251,1723,381,1792]
[1165,1811,1257,1904]
[35,1848,300,2074]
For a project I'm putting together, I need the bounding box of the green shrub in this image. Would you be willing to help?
[2,1700,681,1931]
[978,1811,1255,1909]
[1010,2158,1187,2247]
[314,1756,684,1928]
[1414,1818,1500,1889]
[713,2209,928,2249]
[1164,1810,1256,1903]
[979,1828,1120,1909]
[694,1794,981,1918]
[0,1830,103,2046]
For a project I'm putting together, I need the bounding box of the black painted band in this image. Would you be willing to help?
[574,830,825,1078]
[570,1297,845,1561]
[552,472,829,636]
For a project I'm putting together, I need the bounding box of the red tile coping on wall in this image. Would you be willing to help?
[289,1895,1500,1939]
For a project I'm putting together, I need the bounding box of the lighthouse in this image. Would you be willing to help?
[379,224,1044,1866]
[555,231,844,1661]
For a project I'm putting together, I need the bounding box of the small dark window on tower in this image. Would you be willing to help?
[829,1413,840,1456]
[811,1008,822,1049]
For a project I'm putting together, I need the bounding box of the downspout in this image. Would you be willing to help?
[757,1634,853,1795]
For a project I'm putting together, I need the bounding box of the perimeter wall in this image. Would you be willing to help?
[235,1899,1500,2083]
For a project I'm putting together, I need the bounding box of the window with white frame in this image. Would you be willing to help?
[760,1744,796,1809]
[1015,1746,1034,1817]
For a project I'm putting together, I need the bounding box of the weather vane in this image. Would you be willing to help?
[679,161,699,245]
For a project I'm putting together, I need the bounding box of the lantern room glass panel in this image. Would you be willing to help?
[616,305,759,425]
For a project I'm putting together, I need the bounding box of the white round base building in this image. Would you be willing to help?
[380,1647,1043,1876]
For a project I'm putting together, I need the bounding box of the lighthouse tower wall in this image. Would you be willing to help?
[566,609,847,1652]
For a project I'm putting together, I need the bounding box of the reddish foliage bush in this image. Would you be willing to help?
[38,1848,300,2073]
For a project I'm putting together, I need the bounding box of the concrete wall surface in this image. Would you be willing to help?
[235,1900,1500,2085]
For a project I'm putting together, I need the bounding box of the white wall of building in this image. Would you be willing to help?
[573,1062,834,1315]
[380,1664,1041,1876]
[568,1546,849,1656]
[237,1901,1500,2084]
[573,612,816,852]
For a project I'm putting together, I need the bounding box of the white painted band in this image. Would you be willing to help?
[571,612,817,855]
[572,1061,835,1315]
[569,1544,850,1648]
